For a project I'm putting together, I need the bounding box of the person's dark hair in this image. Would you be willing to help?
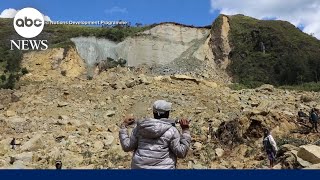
[55,160,62,170]
[263,129,270,137]
[154,111,170,119]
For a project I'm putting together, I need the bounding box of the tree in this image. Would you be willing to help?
[21,67,29,75]
[0,74,6,81]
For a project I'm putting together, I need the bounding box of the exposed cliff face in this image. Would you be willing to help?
[70,23,230,82]
[210,15,231,70]
[72,23,209,66]
[21,48,85,82]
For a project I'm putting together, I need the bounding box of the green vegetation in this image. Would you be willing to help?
[228,83,250,90]
[277,136,309,147]
[0,18,152,89]
[225,14,320,88]
[44,23,152,49]
[279,82,320,92]
[0,19,21,89]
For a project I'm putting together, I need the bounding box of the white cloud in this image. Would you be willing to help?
[105,6,128,14]
[0,8,18,18]
[43,15,51,22]
[0,8,51,21]
[210,0,320,39]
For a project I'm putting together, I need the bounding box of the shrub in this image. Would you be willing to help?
[61,70,67,76]
[228,83,250,90]
[276,136,309,147]
[21,67,29,75]
[0,74,6,81]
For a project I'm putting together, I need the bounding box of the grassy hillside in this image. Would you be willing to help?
[0,18,151,88]
[224,14,320,88]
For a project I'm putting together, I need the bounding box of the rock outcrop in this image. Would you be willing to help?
[297,145,320,164]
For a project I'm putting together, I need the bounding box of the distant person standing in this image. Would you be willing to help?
[263,129,278,168]
[310,108,319,133]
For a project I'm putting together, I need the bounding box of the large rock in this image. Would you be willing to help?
[0,138,11,156]
[125,79,138,88]
[57,102,69,107]
[192,164,207,169]
[14,152,34,163]
[138,74,151,85]
[5,110,17,117]
[170,75,200,84]
[104,135,115,146]
[256,84,274,92]
[20,134,44,151]
[215,148,224,157]
[278,144,299,156]
[93,141,104,152]
[104,110,116,118]
[304,163,320,169]
[297,145,320,164]
[193,142,203,150]
[7,160,29,169]
[291,150,312,168]
[280,151,300,169]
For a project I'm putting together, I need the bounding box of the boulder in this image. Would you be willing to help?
[297,145,320,164]
[104,135,115,146]
[193,142,203,150]
[93,141,104,151]
[14,152,33,163]
[8,160,28,169]
[5,110,16,117]
[125,79,137,88]
[304,163,320,169]
[20,134,44,151]
[192,164,207,169]
[57,102,69,107]
[104,110,116,118]
[291,150,312,167]
[280,151,299,169]
[138,74,151,85]
[278,144,299,156]
[0,138,11,156]
[170,74,200,84]
[215,148,224,157]
[73,164,95,169]
[110,82,126,90]
[58,115,69,120]
[107,124,119,133]
[256,84,274,92]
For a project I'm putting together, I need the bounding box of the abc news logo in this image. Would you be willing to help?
[10,7,48,51]
[15,17,43,27]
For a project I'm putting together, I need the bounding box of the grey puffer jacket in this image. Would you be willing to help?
[119,118,191,169]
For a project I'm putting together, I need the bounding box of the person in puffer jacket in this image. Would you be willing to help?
[119,100,191,169]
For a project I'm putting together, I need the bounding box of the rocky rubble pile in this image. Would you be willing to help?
[1,64,320,169]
